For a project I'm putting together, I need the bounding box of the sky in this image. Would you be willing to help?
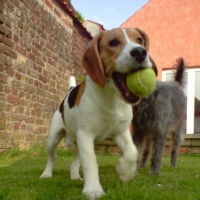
[71,0,149,30]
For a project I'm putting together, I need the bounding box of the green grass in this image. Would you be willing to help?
[0,146,200,200]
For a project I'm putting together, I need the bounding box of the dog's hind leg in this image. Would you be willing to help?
[76,130,105,198]
[70,152,83,181]
[132,127,145,168]
[171,124,183,167]
[40,110,65,178]
[140,139,150,168]
[149,132,166,175]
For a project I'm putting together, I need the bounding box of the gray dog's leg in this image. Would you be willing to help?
[149,132,166,175]
[171,124,183,167]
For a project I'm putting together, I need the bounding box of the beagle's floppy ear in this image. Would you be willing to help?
[135,27,149,51]
[149,56,158,77]
[82,32,105,87]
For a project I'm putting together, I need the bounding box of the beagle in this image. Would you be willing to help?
[40,27,157,199]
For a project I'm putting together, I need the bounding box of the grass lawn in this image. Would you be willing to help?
[0,146,199,200]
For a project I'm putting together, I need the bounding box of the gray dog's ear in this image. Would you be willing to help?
[149,56,158,77]
[82,32,105,87]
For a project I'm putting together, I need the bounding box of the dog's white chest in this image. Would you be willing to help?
[93,116,131,142]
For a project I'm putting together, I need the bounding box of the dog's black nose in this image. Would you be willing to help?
[130,47,147,63]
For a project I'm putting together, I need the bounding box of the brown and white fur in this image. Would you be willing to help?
[40,27,157,199]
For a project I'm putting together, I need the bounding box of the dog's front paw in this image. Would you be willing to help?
[149,168,160,176]
[116,157,137,182]
[71,175,83,181]
[40,172,52,178]
[83,184,105,200]
[84,191,105,200]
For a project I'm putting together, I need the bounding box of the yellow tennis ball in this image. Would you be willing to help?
[126,68,156,97]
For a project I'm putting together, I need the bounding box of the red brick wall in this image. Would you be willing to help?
[121,0,200,79]
[72,20,91,76]
[0,0,90,152]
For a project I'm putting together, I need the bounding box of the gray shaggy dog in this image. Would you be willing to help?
[132,58,187,175]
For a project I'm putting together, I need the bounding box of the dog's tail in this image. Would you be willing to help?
[173,57,187,86]
[68,76,76,90]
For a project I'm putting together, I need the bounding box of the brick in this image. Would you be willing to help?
[7,2,15,12]
[33,102,43,110]
[54,7,61,18]
[19,98,25,106]
[14,123,20,130]
[5,18,12,28]
[0,24,12,38]
[27,69,37,79]
[37,66,42,73]
[0,92,6,102]
[17,54,27,63]
[15,63,26,74]
[39,74,47,83]
[45,0,53,10]
[13,34,19,43]
[25,42,31,51]
[31,7,41,19]
[0,72,7,83]
[27,52,35,62]
[0,33,6,45]
[0,4,3,13]
[7,141,13,149]
[15,44,26,56]
[20,124,26,130]
[6,66,14,76]
[18,106,24,114]
[26,85,35,93]
[0,58,4,68]
[2,36,14,47]
[62,17,70,27]
[25,133,34,141]
[0,43,4,52]
[34,80,39,87]
[0,119,6,130]
[12,132,25,139]
[0,53,6,64]
[19,90,25,97]
[3,84,11,94]
[36,57,45,67]
[0,130,8,140]
[4,47,17,59]
[0,24,6,35]
[15,72,21,80]
[12,87,18,95]
[41,31,47,40]
[7,94,20,104]
[27,77,33,85]
[32,47,40,57]
[6,57,12,66]
[0,13,5,24]
[36,110,42,118]
[6,31,12,39]
[42,69,48,77]
[24,116,35,124]
[34,41,43,52]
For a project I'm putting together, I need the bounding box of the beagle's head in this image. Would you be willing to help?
[82,27,157,104]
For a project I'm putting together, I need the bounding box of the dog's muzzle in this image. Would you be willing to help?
[112,47,157,104]
[112,72,140,104]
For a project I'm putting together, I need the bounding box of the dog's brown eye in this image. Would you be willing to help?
[109,39,120,46]
[137,38,143,44]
